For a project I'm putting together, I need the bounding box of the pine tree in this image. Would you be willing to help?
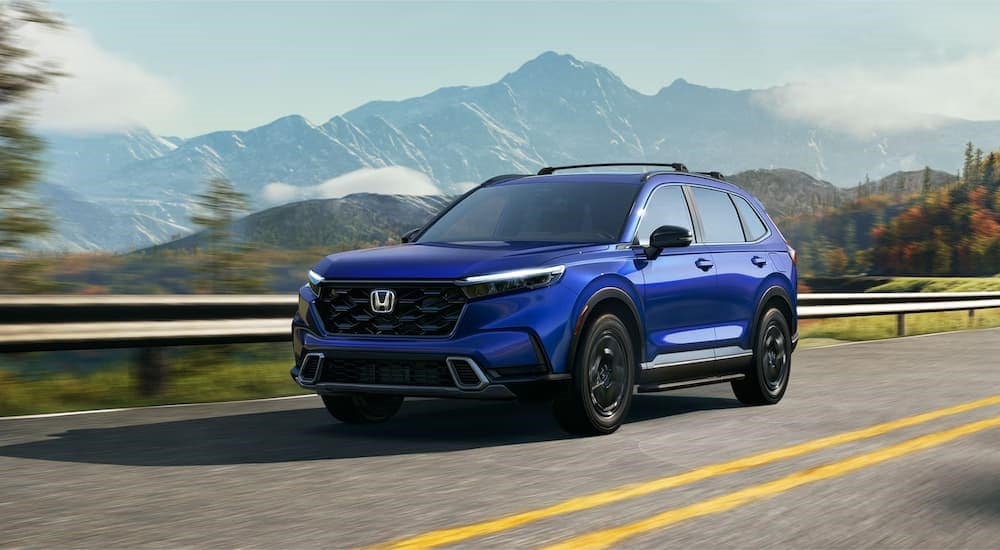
[0,2,63,254]
[973,148,984,185]
[962,142,975,182]
[191,177,251,293]
[921,166,932,194]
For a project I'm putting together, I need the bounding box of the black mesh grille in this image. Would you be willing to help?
[314,283,467,337]
[319,357,455,387]
[450,361,482,386]
[299,355,321,381]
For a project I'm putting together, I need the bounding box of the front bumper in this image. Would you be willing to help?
[290,358,569,400]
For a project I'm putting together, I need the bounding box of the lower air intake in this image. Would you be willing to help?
[298,353,324,383]
[446,357,488,390]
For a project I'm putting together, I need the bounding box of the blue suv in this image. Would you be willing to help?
[292,163,797,435]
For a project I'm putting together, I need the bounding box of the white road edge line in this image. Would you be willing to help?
[0,394,316,421]
[801,325,1000,351]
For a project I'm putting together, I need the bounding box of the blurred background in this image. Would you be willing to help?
[1,0,999,416]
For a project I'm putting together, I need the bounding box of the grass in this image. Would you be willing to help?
[867,276,1000,293]
[799,308,1000,347]
[0,359,308,417]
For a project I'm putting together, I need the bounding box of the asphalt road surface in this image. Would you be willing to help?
[2,328,999,548]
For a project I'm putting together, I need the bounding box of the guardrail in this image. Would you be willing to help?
[1,292,999,353]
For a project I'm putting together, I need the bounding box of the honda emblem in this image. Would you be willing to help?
[370,289,396,313]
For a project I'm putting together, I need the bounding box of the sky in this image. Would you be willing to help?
[32,0,1000,137]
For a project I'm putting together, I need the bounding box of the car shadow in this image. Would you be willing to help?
[0,393,740,467]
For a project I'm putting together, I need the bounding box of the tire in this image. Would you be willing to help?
[553,313,635,435]
[322,394,404,424]
[732,307,791,405]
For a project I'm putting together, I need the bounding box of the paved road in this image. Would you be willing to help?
[2,328,999,548]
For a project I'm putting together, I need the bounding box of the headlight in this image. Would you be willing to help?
[307,270,324,294]
[457,266,565,299]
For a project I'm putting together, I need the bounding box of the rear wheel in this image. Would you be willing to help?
[553,313,635,435]
[322,394,404,424]
[732,307,791,405]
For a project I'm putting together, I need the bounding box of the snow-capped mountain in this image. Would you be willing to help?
[38,51,1000,251]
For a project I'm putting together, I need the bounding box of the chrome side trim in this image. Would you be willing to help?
[641,346,752,370]
[445,356,490,390]
[637,373,746,393]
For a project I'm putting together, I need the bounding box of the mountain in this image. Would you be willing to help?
[726,169,844,218]
[855,168,958,197]
[37,51,1000,251]
[146,194,451,253]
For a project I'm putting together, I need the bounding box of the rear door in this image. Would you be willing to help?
[689,187,775,356]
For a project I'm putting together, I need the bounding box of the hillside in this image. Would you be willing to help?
[146,194,452,253]
[142,168,845,254]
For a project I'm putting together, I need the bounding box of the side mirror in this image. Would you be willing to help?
[400,228,421,244]
[646,225,693,259]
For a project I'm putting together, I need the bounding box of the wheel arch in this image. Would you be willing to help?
[569,286,645,377]
[752,285,794,349]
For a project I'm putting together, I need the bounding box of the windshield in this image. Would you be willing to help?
[417,181,640,244]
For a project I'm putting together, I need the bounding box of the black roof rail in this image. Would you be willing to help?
[695,171,726,180]
[537,162,688,175]
[480,173,529,186]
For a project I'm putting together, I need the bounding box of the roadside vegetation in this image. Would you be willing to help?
[0,345,308,416]
[865,276,1000,293]
[799,308,1000,348]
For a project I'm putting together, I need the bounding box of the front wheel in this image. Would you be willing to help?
[732,307,791,405]
[553,313,635,435]
[322,394,404,424]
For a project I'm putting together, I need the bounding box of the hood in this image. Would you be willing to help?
[312,242,602,281]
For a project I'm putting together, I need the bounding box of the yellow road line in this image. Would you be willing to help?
[543,414,1000,550]
[370,394,1000,550]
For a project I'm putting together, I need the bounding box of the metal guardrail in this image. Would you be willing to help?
[1,292,999,352]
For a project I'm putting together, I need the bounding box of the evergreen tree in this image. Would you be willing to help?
[0,1,63,254]
[962,142,975,182]
[973,148,984,185]
[921,166,932,194]
[191,177,256,293]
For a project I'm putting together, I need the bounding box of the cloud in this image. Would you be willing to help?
[754,50,1000,135]
[23,23,184,133]
[261,166,441,206]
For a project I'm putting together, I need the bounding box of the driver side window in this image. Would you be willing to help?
[635,186,694,246]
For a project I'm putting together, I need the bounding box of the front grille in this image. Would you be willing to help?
[314,283,467,337]
[319,357,455,387]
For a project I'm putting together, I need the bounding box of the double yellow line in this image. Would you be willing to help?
[372,395,1000,549]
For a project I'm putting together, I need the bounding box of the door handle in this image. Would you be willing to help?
[751,255,767,267]
[695,258,714,271]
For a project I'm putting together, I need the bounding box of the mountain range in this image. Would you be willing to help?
[38,51,1000,251]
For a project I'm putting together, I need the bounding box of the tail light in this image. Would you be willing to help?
[787,244,798,265]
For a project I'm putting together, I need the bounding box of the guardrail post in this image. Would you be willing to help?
[968,309,975,326]
[896,314,906,337]
[136,347,168,396]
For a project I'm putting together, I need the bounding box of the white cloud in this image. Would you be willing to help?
[261,166,441,206]
[24,23,184,133]
[754,50,1000,135]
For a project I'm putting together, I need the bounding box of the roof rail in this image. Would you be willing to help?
[537,162,688,175]
[695,171,726,180]
[480,174,529,186]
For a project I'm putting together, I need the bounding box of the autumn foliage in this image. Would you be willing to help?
[782,145,1000,277]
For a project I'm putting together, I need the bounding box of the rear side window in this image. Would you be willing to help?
[732,195,768,241]
[635,186,694,246]
[690,187,745,243]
